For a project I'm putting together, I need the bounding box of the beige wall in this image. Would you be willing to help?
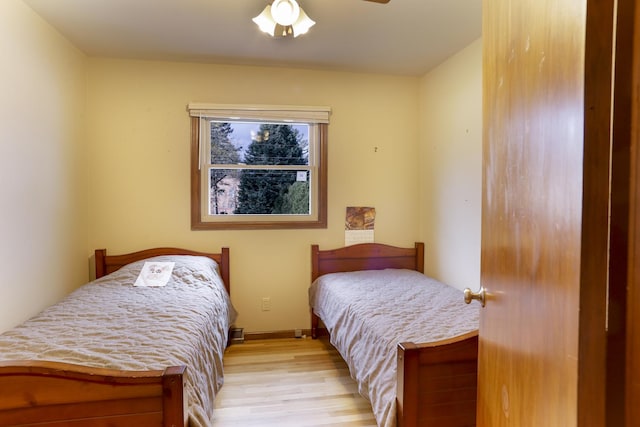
[0,2,87,332]
[0,2,481,336]
[418,38,483,291]
[85,59,420,333]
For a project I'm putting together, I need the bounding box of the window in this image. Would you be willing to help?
[189,104,329,230]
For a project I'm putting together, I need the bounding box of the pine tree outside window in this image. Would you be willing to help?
[189,104,329,230]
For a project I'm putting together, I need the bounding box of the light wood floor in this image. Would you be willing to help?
[212,337,377,426]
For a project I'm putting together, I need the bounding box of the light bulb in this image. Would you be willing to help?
[271,0,300,26]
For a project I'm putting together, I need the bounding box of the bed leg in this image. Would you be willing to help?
[311,312,319,339]
[397,342,419,427]
[162,366,187,427]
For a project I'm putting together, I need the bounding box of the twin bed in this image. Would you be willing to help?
[309,242,480,427]
[0,247,235,427]
[0,242,479,427]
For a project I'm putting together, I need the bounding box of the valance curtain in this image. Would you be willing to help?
[187,103,331,124]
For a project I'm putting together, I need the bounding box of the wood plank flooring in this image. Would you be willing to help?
[212,337,377,426]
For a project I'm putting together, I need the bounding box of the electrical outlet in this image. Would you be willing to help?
[261,297,271,311]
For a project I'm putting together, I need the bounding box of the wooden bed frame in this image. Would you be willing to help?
[310,242,478,427]
[0,247,230,427]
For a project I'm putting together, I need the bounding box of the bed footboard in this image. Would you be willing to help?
[397,331,478,427]
[0,361,187,427]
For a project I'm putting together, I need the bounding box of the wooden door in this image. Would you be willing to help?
[608,1,639,426]
[626,1,640,425]
[478,0,614,426]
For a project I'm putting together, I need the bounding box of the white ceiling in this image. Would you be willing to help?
[24,0,482,76]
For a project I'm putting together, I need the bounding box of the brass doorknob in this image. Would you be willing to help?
[464,286,486,307]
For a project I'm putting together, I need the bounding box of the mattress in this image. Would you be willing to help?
[309,268,479,427]
[0,255,237,427]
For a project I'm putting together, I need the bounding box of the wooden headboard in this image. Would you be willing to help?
[311,242,425,282]
[95,247,230,293]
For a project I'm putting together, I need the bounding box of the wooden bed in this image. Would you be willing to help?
[310,242,479,427]
[0,247,231,427]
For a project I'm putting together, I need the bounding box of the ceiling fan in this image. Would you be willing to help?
[254,0,390,38]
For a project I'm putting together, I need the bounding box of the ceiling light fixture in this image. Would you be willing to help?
[253,0,315,38]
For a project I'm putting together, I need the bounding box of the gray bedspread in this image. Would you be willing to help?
[0,255,237,427]
[309,269,479,427]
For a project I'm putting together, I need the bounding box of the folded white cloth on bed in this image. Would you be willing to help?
[134,261,175,287]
